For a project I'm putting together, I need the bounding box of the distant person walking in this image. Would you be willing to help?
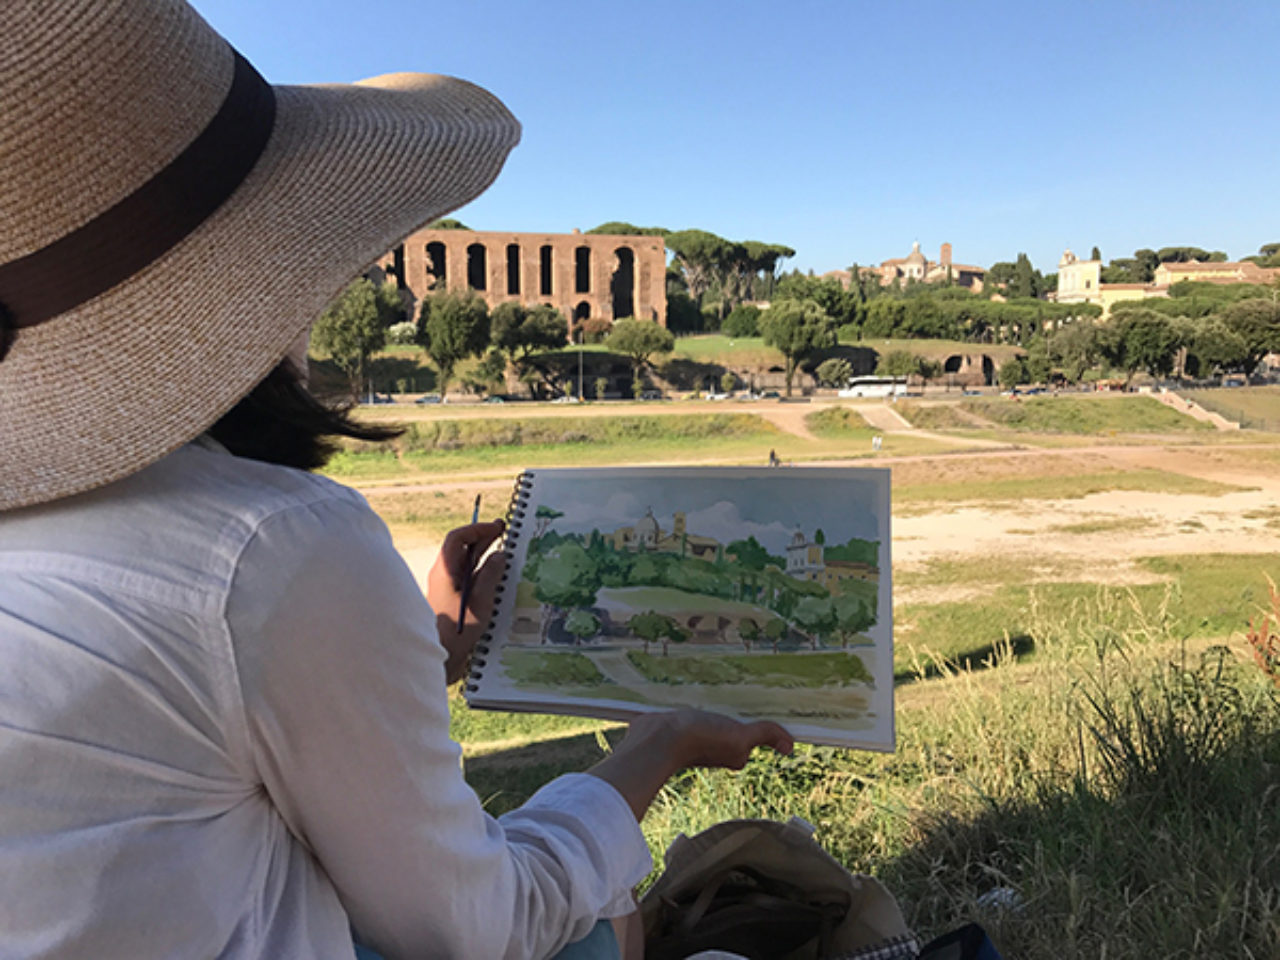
[768,448,780,467]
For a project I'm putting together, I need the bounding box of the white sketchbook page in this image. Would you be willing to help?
[467,466,893,751]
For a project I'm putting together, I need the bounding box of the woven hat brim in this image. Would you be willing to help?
[0,73,519,511]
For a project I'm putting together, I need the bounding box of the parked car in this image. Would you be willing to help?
[640,389,663,400]
[483,395,506,404]
[760,390,781,399]
[414,393,442,404]
[550,394,582,404]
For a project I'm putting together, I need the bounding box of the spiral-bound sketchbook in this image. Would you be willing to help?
[464,467,894,750]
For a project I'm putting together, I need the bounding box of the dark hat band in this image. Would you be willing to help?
[0,49,276,353]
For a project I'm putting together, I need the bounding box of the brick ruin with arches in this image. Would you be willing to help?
[376,228,668,332]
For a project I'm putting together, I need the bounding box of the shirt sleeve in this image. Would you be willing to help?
[223,493,652,960]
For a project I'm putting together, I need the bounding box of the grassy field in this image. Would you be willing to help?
[960,396,1212,434]
[338,395,1280,956]
[895,552,1280,674]
[893,400,977,430]
[457,609,1280,957]
[323,410,959,487]
[893,468,1241,509]
[1182,385,1280,431]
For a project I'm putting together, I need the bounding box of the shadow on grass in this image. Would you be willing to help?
[463,729,625,816]
[893,634,1035,684]
[878,665,1280,958]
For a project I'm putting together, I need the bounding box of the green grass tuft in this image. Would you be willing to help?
[960,396,1212,434]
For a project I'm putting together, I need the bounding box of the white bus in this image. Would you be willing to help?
[838,376,908,398]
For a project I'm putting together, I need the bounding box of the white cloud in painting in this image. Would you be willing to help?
[684,500,794,556]
[554,491,645,534]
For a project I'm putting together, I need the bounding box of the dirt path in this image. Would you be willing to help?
[373,440,1280,600]
[857,403,914,432]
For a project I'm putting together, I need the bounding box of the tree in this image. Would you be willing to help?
[1049,321,1101,382]
[563,609,600,646]
[534,505,564,539]
[1186,319,1248,377]
[533,541,600,644]
[875,350,927,378]
[605,318,675,383]
[586,222,668,236]
[427,218,469,230]
[723,304,761,338]
[759,299,834,396]
[816,357,853,387]
[416,291,490,398]
[1024,335,1051,383]
[737,617,759,652]
[763,616,788,654]
[490,302,569,397]
[1008,253,1043,299]
[792,596,835,651]
[744,241,795,300]
[998,357,1030,388]
[311,277,402,397]
[664,230,737,306]
[666,290,703,334]
[1218,298,1280,372]
[986,261,1017,289]
[1091,246,1102,262]
[774,273,861,329]
[660,619,689,657]
[628,611,669,656]
[1098,309,1182,382]
[594,376,609,400]
[831,593,874,649]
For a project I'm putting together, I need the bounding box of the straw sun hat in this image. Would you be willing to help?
[0,0,520,511]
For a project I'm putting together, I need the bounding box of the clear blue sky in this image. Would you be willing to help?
[195,0,1279,276]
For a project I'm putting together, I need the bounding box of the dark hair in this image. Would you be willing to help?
[208,360,402,470]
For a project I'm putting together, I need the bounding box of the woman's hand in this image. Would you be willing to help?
[426,520,506,684]
[589,708,794,821]
[630,708,795,772]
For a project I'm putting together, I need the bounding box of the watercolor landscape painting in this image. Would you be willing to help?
[469,467,893,749]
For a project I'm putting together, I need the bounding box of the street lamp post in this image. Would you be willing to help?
[578,329,584,400]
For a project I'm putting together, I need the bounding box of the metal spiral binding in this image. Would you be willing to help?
[466,470,535,693]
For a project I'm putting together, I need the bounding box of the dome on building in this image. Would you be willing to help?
[905,241,926,265]
[789,529,807,547]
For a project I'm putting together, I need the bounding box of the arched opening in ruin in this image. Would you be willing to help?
[390,245,405,287]
[506,243,521,296]
[540,245,553,296]
[575,246,591,294]
[943,355,963,374]
[610,246,635,319]
[573,301,591,339]
[426,242,446,291]
[467,243,487,291]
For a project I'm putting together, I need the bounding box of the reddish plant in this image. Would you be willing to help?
[1245,575,1280,688]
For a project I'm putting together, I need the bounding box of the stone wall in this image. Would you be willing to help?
[378,228,667,329]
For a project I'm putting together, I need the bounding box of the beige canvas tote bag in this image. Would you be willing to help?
[640,818,917,960]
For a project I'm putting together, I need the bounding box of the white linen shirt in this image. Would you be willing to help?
[0,442,650,959]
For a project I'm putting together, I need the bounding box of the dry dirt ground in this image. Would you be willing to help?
[366,439,1280,603]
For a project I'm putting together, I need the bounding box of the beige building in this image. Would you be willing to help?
[823,242,985,292]
[1052,249,1168,317]
[1153,260,1280,287]
[377,228,667,329]
[876,242,985,290]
